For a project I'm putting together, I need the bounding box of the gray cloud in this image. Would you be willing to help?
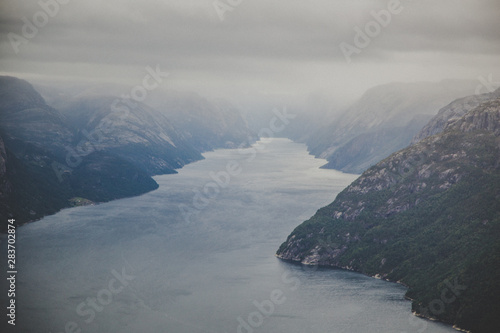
[1,0,499,103]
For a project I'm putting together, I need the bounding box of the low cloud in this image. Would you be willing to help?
[1,0,499,103]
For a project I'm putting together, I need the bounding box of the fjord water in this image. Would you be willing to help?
[4,138,457,333]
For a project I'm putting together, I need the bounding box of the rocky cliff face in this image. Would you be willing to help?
[306,80,479,174]
[452,99,500,135]
[61,95,202,175]
[412,88,500,143]
[277,99,500,332]
[0,77,189,228]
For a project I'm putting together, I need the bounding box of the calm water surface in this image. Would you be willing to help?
[1,138,457,333]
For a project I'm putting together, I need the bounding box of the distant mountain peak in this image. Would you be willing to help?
[304,80,479,173]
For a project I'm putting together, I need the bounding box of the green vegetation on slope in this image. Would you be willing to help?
[277,101,500,332]
[0,138,159,231]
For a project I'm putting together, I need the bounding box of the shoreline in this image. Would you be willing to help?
[275,255,469,333]
[1,139,263,233]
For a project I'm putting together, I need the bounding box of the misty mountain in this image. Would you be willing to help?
[60,95,203,175]
[305,80,479,174]
[282,93,345,143]
[0,76,261,229]
[148,91,257,151]
[36,79,257,153]
[0,77,160,229]
[277,99,500,332]
[0,76,74,159]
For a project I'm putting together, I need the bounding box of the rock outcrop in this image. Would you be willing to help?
[277,99,500,332]
[412,88,500,143]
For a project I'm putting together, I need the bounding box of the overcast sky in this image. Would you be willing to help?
[1,0,499,104]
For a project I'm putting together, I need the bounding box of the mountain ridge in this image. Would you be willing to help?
[60,94,203,175]
[304,80,480,174]
[277,98,500,332]
[0,77,164,229]
[0,76,255,229]
[412,88,500,143]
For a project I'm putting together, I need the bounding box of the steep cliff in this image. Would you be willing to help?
[412,88,500,143]
[306,80,478,173]
[277,99,500,332]
[60,95,202,175]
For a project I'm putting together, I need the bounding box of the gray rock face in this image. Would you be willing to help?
[61,95,203,175]
[451,99,500,136]
[412,88,500,143]
[277,98,500,332]
[306,80,479,174]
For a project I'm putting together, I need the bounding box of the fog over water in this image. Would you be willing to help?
[1,139,457,333]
